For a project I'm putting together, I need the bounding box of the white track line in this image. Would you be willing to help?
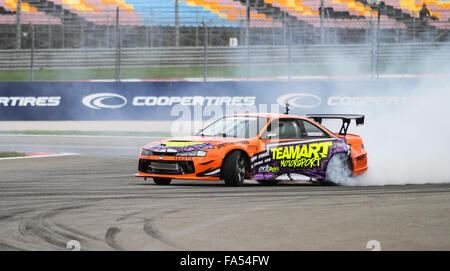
[0,153,80,161]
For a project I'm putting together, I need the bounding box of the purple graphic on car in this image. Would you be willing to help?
[149,142,215,153]
[251,138,348,181]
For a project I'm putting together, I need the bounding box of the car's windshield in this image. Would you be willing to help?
[197,116,268,138]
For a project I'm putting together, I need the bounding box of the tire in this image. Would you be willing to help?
[256,179,280,186]
[325,153,352,185]
[222,151,247,187]
[153,178,172,185]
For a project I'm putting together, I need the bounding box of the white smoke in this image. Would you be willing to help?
[282,39,450,186]
[343,79,450,186]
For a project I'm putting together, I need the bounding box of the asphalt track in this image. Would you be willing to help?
[1,135,450,250]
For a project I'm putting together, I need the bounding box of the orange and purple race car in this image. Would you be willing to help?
[135,112,368,186]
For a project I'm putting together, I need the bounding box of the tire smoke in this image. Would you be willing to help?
[344,79,450,186]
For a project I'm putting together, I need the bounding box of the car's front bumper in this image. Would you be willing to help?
[135,154,222,181]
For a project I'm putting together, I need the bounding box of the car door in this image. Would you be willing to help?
[252,118,304,179]
[253,118,339,181]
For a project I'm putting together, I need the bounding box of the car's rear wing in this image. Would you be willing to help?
[306,114,365,135]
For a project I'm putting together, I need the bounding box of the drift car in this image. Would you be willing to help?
[135,113,368,186]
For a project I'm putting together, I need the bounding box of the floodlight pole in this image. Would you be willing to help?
[115,7,121,82]
[320,0,324,44]
[246,0,250,81]
[80,21,85,47]
[30,24,35,81]
[150,8,154,47]
[61,8,65,48]
[202,21,208,82]
[287,19,292,80]
[47,17,52,48]
[195,8,199,46]
[16,0,22,49]
[376,3,381,79]
[175,0,180,47]
[368,0,381,79]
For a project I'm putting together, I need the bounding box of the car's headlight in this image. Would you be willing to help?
[140,148,153,156]
[176,150,207,157]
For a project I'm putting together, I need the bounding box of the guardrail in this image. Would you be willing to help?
[0,42,449,70]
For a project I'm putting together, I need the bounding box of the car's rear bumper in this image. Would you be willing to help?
[352,166,368,177]
[351,151,368,177]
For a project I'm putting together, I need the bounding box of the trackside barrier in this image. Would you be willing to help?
[0,78,447,121]
[1,43,449,70]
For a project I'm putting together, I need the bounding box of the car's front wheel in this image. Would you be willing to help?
[153,178,172,185]
[222,151,246,187]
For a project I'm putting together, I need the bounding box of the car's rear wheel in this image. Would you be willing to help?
[256,179,280,185]
[153,178,172,185]
[223,151,246,187]
[325,153,352,185]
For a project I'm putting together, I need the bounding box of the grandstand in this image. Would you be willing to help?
[0,0,60,24]
[1,0,449,27]
[129,0,239,26]
[1,0,449,49]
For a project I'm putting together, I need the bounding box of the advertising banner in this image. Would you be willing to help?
[0,79,445,121]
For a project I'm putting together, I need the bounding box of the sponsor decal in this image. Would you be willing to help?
[0,96,60,107]
[327,96,409,106]
[258,165,280,173]
[216,141,250,149]
[132,96,256,106]
[174,157,194,161]
[162,141,203,147]
[277,93,322,109]
[356,154,367,161]
[271,142,334,168]
[251,138,348,181]
[81,94,255,110]
[82,93,127,109]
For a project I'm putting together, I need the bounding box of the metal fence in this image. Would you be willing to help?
[2,20,448,49]
[2,42,449,69]
[1,42,449,81]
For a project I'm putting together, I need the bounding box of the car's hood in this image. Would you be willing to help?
[143,136,249,153]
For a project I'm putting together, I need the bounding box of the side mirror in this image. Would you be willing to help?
[266,132,278,139]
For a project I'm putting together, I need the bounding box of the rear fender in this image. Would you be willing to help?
[340,133,368,176]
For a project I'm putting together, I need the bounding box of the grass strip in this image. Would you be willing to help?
[0,152,26,158]
[0,62,443,81]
